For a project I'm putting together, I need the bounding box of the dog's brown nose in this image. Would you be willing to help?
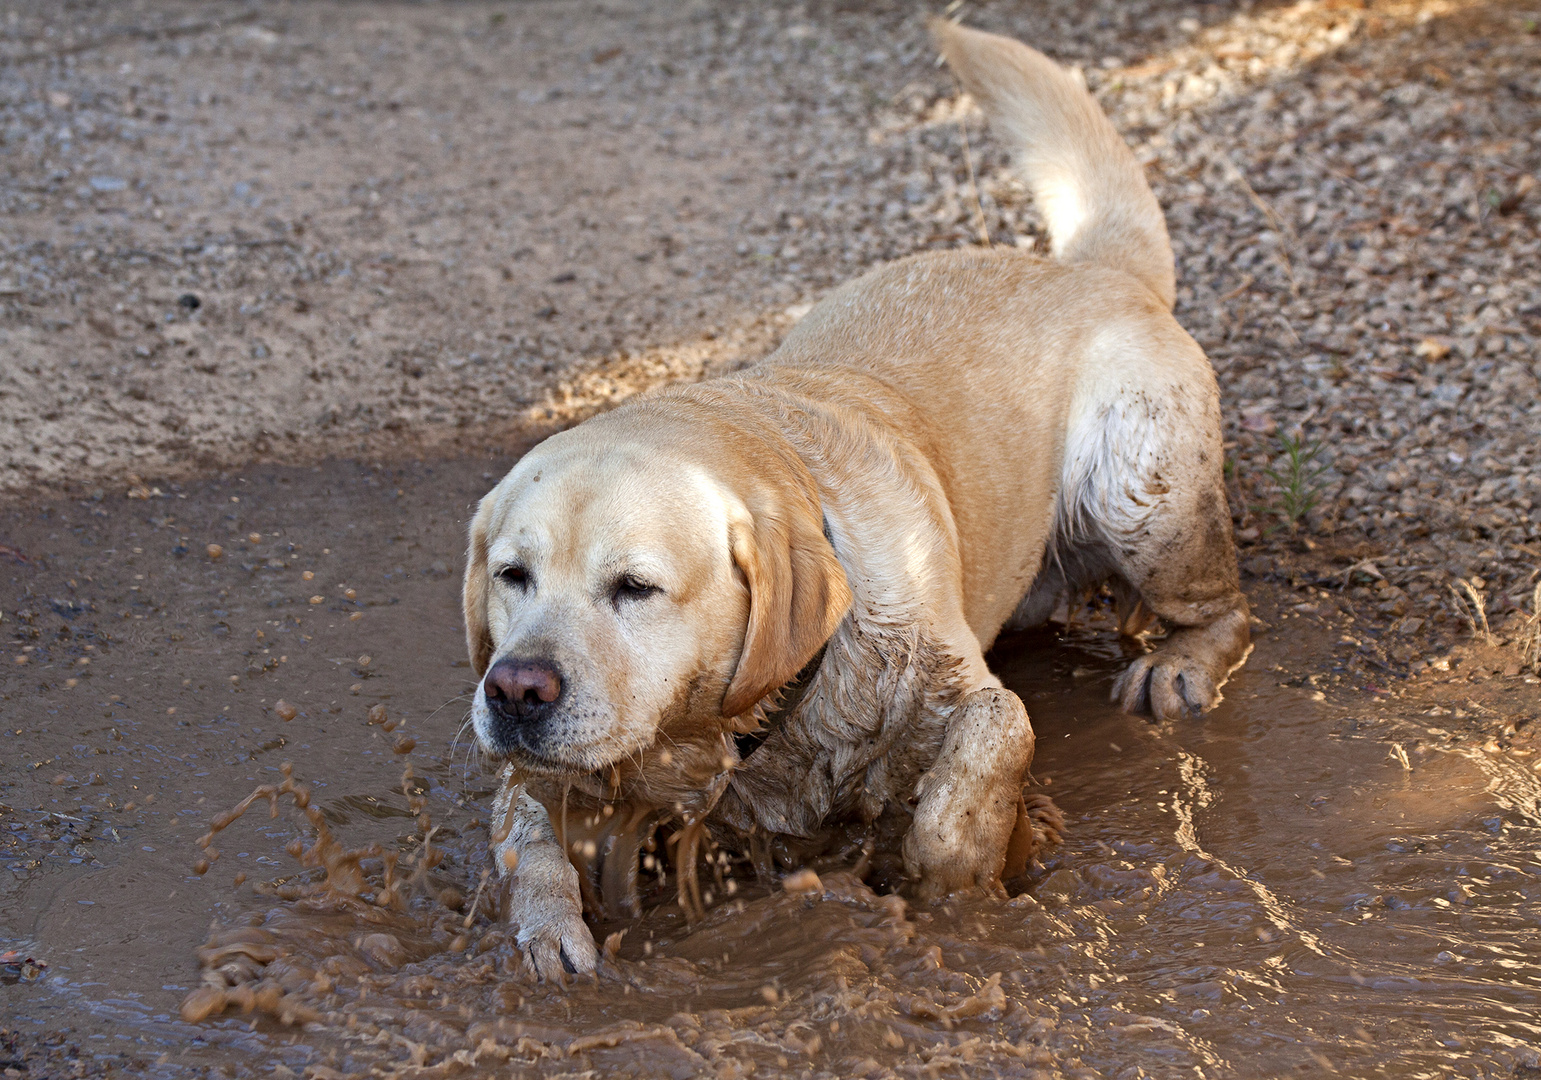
[484,657,562,707]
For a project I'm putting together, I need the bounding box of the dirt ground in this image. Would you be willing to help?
[2,0,1539,666]
[2,1,1540,1077]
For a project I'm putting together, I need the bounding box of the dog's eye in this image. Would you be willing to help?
[613,574,659,603]
[497,565,530,588]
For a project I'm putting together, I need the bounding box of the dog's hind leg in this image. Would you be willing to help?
[1106,505,1251,721]
[1066,350,1251,720]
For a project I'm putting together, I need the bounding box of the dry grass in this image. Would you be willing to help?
[1518,579,1541,676]
[1448,577,1493,646]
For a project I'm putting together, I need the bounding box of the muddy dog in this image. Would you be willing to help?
[461,20,1250,978]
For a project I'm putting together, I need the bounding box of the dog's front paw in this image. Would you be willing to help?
[904,801,1013,901]
[903,687,1034,902]
[506,848,597,982]
[515,907,597,982]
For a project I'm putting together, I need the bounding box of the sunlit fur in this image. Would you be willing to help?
[462,20,1251,981]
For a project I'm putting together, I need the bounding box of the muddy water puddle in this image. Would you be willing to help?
[2,461,1540,1079]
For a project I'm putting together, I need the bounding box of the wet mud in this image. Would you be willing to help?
[2,461,1539,1079]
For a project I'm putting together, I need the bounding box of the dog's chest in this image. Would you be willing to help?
[716,620,962,841]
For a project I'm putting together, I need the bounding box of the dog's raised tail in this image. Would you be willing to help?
[932,18,1175,309]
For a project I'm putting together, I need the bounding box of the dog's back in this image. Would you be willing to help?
[759,21,1234,654]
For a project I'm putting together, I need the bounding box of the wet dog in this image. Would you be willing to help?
[462,20,1250,979]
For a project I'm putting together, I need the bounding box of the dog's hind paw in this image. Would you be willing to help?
[1112,611,1251,721]
[1112,649,1219,720]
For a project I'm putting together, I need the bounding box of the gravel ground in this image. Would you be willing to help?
[2,0,1539,659]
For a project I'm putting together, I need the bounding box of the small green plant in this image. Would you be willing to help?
[1254,434,1330,531]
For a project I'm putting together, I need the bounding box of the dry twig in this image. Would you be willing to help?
[1518,579,1541,675]
[956,98,992,248]
[1448,578,1493,646]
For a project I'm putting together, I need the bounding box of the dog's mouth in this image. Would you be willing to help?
[481,726,623,777]
[498,742,586,775]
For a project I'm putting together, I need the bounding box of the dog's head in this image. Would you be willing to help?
[463,401,851,778]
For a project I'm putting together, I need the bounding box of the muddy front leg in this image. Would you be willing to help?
[490,765,597,981]
[903,687,1036,901]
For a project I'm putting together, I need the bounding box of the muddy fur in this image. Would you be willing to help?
[465,21,1251,979]
[717,601,964,839]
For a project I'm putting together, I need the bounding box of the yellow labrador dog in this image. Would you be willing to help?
[463,20,1250,978]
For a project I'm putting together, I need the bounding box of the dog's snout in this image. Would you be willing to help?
[484,657,563,714]
[476,656,573,763]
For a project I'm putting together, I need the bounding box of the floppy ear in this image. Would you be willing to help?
[463,496,495,677]
[722,490,852,718]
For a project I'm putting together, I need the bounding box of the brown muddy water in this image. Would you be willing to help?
[2,460,1539,1080]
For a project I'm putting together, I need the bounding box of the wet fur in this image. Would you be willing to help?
[467,21,1250,980]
